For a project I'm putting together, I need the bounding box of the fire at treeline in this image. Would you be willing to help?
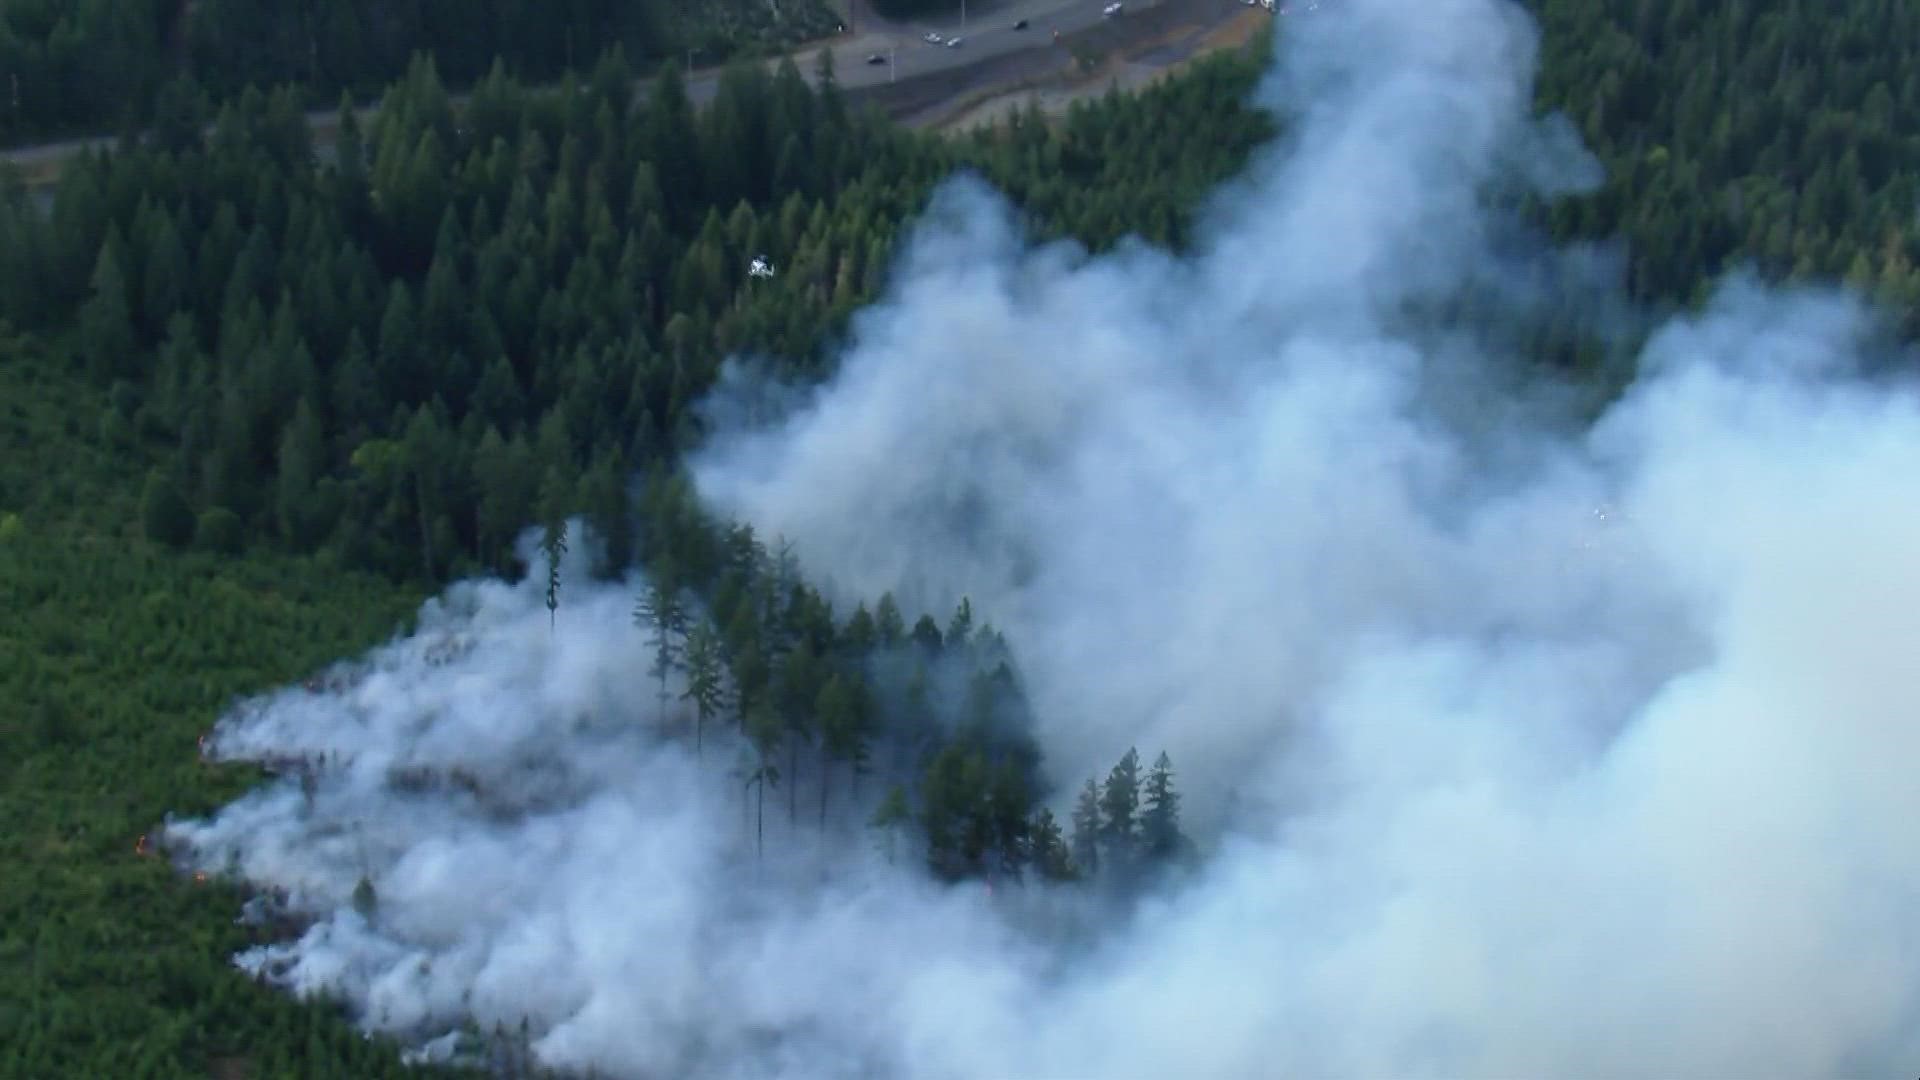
[144,518,1194,917]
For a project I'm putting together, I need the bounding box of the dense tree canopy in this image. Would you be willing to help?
[0,42,1277,590]
[1528,0,1920,333]
[0,36,1248,1077]
[0,0,838,144]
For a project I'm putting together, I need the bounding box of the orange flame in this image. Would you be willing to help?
[193,872,208,884]
[135,835,149,857]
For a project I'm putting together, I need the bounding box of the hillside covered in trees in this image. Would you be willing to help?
[0,44,1271,586]
[1,38,1261,1079]
[1528,0,1920,331]
[7,0,1920,1074]
[0,0,839,145]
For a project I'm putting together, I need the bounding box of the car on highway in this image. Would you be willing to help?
[1103,2,1124,16]
[866,52,887,64]
[946,36,964,47]
[1014,18,1029,29]
[923,31,943,44]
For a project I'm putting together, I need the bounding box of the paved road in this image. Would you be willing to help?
[778,0,1172,96]
[0,0,1185,184]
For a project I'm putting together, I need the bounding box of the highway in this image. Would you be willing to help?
[761,0,1176,98]
[0,0,1186,186]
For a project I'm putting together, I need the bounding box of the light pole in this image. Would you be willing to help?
[890,48,897,82]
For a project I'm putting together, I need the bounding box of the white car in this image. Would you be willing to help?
[1103,2,1124,15]
[923,31,943,43]
[946,36,964,47]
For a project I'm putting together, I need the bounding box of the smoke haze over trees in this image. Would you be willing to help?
[11,0,1920,1075]
[150,0,1920,1075]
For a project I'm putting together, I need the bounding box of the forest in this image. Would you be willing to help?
[0,0,838,145]
[5,0,1920,1073]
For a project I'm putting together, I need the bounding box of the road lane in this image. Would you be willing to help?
[789,0,1174,92]
[2,0,1207,186]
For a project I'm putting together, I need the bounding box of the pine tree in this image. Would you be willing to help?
[816,673,861,828]
[79,231,135,382]
[776,640,821,825]
[681,619,727,759]
[986,761,1032,877]
[141,211,190,337]
[141,471,196,548]
[870,784,912,865]
[1070,777,1102,878]
[1141,751,1183,862]
[946,596,974,652]
[540,519,568,631]
[910,614,943,654]
[842,603,876,656]
[351,876,377,918]
[874,592,906,647]
[743,699,783,862]
[1030,808,1074,881]
[1099,748,1141,875]
[276,398,325,550]
[634,575,687,728]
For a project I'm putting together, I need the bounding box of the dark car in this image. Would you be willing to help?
[866,52,887,64]
[1014,18,1029,29]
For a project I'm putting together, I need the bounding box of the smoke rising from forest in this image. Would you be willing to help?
[167,0,1920,1074]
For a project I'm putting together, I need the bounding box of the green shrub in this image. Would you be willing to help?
[195,507,245,555]
[140,473,195,548]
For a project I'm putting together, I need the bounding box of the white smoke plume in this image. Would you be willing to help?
[167,0,1920,1074]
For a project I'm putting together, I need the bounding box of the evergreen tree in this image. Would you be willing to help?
[579,445,634,576]
[874,592,906,647]
[1070,777,1102,878]
[743,699,783,861]
[540,519,568,631]
[276,398,326,550]
[1099,748,1141,876]
[1141,751,1183,862]
[842,602,876,656]
[910,614,943,654]
[946,596,973,652]
[79,232,135,381]
[141,471,196,548]
[776,639,821,825]
[141,212,190,338]
[870,783,912,865]
[1030,807,1074,881]
[634,575,687,728]
[681,618,727,758]
[815,673,858,828]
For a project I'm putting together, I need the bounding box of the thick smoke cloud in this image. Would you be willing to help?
[168,0,1920,1074]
